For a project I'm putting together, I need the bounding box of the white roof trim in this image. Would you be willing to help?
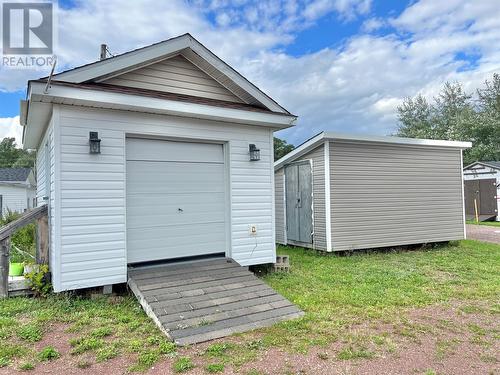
[47,34,289,114]
[274,132,472,170]
[23,81,296,149]
[463,161,500,171]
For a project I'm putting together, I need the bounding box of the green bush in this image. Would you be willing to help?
[24,264,52,297]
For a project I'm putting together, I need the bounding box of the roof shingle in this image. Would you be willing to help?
[0,168,32,182]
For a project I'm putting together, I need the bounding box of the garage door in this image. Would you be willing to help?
[126,138,226,263]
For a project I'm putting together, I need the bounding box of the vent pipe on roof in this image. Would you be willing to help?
[100,44,107,60]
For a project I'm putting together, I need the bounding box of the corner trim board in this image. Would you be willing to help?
[324,141,332,251]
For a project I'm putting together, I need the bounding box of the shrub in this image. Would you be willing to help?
[38,346,60,361]
[158,341,176,354]
[24,264,51,297]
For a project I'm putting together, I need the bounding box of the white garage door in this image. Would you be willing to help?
[126,138,226,263]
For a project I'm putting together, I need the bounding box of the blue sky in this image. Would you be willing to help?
[1,0,499,146]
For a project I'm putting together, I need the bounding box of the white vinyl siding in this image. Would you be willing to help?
[0,185,33,215]
[329,141,465,250]
[35,116,57,286]
[274,168,285,244]
[54,104,274,292]
[104,55,243,103]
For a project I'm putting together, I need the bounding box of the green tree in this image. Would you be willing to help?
[396,75,500,165]
[274,137,294,161]
[0,137,35,168]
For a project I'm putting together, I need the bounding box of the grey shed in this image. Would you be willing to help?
[274,132,472,252]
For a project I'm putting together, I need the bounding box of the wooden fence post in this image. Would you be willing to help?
[36,214,49,265]
[0,238,11,298]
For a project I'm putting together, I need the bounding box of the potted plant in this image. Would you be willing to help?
[9,250,24,276]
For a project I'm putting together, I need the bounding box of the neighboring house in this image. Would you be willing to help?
[20,34,297,292]
[274,132,471,252]
[0,168,36,216]
[463,161,500,221]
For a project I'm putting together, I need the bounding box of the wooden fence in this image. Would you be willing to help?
[0,205,48,298]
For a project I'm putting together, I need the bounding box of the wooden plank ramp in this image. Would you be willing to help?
[128,258,304,345]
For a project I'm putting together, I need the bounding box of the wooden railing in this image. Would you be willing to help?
[0,205,49,298]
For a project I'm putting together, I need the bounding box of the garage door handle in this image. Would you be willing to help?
[178,208,183,212]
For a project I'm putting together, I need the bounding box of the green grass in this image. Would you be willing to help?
[466,220,500,227]
[0,240,498,372]
[38,346,60,361]
[173,356,195,373]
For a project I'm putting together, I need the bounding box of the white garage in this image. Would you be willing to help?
[23,34,297,292]
[126,138,227,263]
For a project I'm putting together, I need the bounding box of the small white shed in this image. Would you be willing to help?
[274,132,471,252]
[21,34,296,292]
[463,161,500,221]
[0,168,36,216]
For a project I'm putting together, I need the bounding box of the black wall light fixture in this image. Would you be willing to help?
[89,131,101,154]
[249,144,260,161]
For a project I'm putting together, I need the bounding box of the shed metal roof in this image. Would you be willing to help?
[274,132,472,170]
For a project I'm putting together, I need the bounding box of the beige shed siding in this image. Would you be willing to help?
[104,55,243,103]
[55,105,274,292]
[329,141,465,251]
[298,144,327,250]
[274,167,285,244]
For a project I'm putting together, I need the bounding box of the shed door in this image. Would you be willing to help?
[464,178,497,220]
[126,138,226,263]
[285,162,313,244]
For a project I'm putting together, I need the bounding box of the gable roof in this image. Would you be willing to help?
[274,132,472,170]
[44,33,290,114]
[463,161,500,170]
[0,168,32,182]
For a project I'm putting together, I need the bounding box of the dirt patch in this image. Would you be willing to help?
[466,224,500,244]
[1,301,498,375]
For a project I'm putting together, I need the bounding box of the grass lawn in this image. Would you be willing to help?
[0,240,499,373]
[466,220,500,227]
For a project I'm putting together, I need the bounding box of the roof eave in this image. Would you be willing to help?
[24,81,297,149]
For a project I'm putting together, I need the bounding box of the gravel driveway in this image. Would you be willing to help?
[466,224,500,244]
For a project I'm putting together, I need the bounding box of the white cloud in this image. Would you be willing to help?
[0,0,499,146]
[0,116,23,145]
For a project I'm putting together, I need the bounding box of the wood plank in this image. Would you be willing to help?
[174,312,305,345]
[145,279,266,305]
[149,280,272,310]
[128,259,304,345]
[141,274,258,298]
[0,238,10,298]
[129,259,239,280]
[137,268,252,291]
[165,299,293,331]
[0,205,47,241]
[172,307,303,342]
[159,293,286,324]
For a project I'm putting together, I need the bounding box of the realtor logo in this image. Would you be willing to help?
[2,2,53,55]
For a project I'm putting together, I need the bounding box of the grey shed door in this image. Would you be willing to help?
[285,162,313,243]
[464,178,497,220]
[126,138,226,263]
